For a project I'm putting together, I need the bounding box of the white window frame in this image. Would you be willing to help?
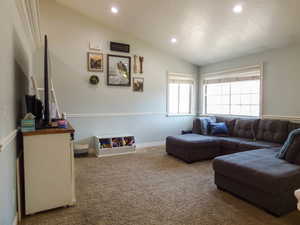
[167,72,196,117]
[201,64,263,118]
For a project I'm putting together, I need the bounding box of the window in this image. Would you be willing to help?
[167,73,195,116]
[203,66,261,117]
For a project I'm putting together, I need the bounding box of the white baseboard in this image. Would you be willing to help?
[12,214,18,225]
[136,141,165,149]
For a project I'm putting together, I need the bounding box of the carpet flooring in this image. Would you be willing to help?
[20,146,300,225]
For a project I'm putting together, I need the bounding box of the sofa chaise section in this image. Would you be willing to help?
[166,117,281,163]
[213,149,300,216]
[166,134,220,163]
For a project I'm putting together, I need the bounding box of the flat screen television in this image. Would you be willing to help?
[43,35,50,126]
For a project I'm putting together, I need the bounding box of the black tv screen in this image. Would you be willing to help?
[44,35,50,126]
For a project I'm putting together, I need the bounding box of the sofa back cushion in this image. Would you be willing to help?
[232,119,259,140]
[288,122,300,134]
[216,116,236,136]
[285,135,300,165]
[256,119,289,144]
[192,117,216,135]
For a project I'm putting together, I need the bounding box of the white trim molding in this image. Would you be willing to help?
[66,112,167,118]
[262,115,300,122]
[66,112,166,118]
[136,141,165,149]
[15,0,42,49]
[0,129,18,152]
[12,214,18,225]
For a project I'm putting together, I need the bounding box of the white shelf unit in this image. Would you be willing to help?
[94,135,136,157]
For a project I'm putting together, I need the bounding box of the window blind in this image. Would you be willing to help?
[168,75,195,84]
[203,66,261,85]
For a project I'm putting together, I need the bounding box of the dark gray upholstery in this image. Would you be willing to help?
[192,118,202,134]
[285,135,300,165]
[167,118,288,162]
[166,134,220,163]
[213,149,299,193]
[256,119,289,144]
[218,137,281,154]
[213,149,300,215]
[232,118,259,140]
[166,116,300,216]
[288,122,300,134]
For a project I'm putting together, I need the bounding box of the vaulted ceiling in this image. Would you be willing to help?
[56,0,300,65]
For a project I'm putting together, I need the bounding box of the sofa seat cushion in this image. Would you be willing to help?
[218,137,281,153]
[213,149,300,194]
[256,119,289,144]
[248,140,281,148]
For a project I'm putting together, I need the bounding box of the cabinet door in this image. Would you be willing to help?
[70,141,76,205]
[24,133,72,214]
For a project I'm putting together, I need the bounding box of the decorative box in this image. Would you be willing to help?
[21,119,36,132]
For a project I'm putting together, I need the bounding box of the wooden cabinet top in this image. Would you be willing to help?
[22,122,75,136]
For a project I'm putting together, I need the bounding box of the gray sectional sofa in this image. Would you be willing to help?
[166,116,300,216]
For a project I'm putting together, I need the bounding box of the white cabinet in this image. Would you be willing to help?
[23,127,75,215]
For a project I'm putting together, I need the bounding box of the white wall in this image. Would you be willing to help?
[200,43,300,117]
[0,0,32,224]
[38,0,198,144]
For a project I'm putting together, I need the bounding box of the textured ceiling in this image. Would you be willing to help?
[55,0,300,65]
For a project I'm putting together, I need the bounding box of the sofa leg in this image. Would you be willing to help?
[217,186,225,191]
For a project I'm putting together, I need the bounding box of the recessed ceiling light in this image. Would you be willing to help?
[111,7,119,14]
[171,38,177,44]
[233,4,243,14]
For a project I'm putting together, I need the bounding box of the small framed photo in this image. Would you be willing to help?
[133,77,144,92]
[88,52,104,72]
[107,54,131,86]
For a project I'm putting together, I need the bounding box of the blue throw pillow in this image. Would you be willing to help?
[210,122,229,135]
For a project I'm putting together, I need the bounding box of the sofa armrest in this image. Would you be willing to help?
[181,130,193,135]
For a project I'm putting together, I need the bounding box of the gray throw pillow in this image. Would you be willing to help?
[284,135,300,165]
[277,128,300,159]
[200,117,216,135]
[192,117,216,135]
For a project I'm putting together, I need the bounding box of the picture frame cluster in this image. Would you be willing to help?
[87,41,144,92]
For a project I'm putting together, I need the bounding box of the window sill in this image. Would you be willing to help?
[167,114,196,117]
[200,113,260,118]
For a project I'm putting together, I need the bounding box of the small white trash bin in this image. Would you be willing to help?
[74,144,89,157]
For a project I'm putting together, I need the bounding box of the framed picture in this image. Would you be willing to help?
[88,52,103,72]
[107,54,131,86]
[133,77,144,92]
